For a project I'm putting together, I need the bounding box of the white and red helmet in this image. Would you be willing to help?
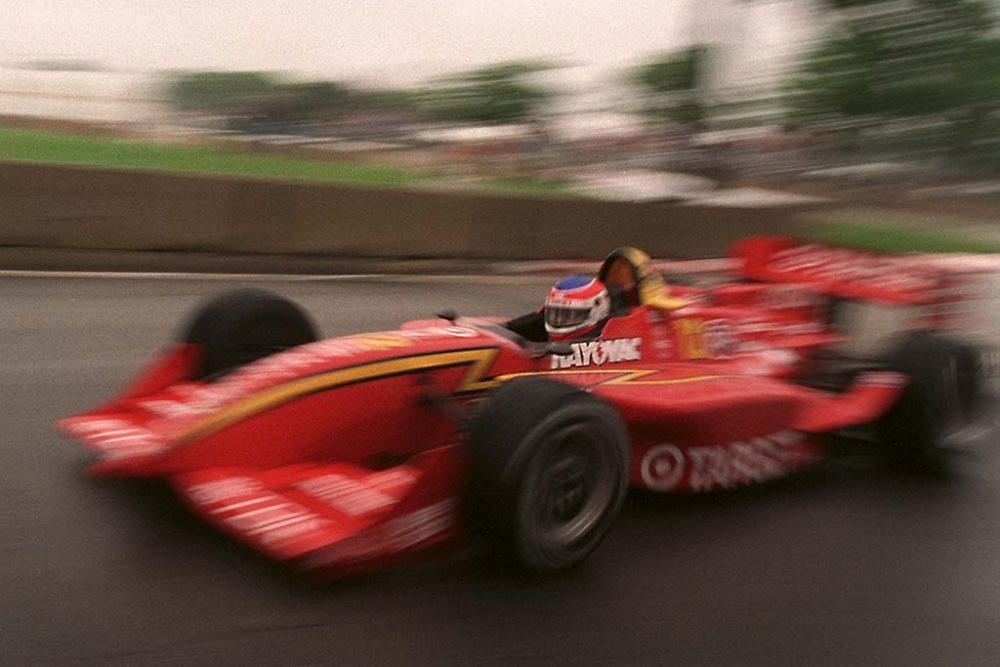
[544,275,611,341]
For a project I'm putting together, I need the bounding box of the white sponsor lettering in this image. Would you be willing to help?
[768,245,935,294]
[702,319,737,357]
[365,469,418,493]
[232,502,328,547]
[296,474,396,517]
[550,337,641,369]
[256,517,329,546]
[640,431,814,492]
[758,285,818,311]
[187,477,262,505]
[304,498,457,568]
[194,483,334,548]
[735,317,824,339]
[689,431,810,491]
[67,418,165,458]
[380,499,457,553]
[232,502,308,534]
[135,399,192,419]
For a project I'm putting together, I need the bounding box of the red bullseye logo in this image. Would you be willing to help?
[640,444,685,491]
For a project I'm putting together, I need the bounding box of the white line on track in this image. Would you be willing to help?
[2,253,996,282]
[0,270,385,281]
[0,269,554,284]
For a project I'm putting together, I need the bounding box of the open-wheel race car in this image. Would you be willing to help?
[58,237,992,578]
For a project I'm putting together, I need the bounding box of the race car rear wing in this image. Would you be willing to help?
[728,236,984,332]
[732,237,941,305]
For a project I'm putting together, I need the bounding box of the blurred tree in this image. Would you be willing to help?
[259,81,354,124]
[416,61,552,125]
[354,89,421,115]
[788,0,999,167]
[630,46,711,126]
[167,72,359,131]
[168,71,278,114]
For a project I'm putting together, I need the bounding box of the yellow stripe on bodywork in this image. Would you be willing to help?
[601,371,743,386]
[175,348,499,444]
[496,369,743,387]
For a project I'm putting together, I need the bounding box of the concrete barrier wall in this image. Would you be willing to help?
[0,162,811,260]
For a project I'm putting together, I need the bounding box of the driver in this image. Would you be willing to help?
[544,275,611,341]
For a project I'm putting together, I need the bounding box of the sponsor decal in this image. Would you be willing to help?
[549,337,641,369]
[296,474,396,517]
[65,417,165,458]
[365,468,418,493]
[135,399,193,419]
[640,444,684,491]
[232,501,328,546]
[702,319,738,357]
[758,285,818,311]
[187,477,334,548]
[304,498,457,568]
[254,516,332,547]
[672,317,776,359]
[641,431,815,492]
[378,498,456,553]
[767,245,936,293]
[734,317,825,339]
[724,349,801,377]
[187,477,262,504]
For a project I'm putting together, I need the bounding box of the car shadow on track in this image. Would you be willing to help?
[82,455,980,593]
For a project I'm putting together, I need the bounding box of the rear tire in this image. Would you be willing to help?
[180,288,319,381]
[877,330,983,474]
[467,378,629,572]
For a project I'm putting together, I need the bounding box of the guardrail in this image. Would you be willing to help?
[0,162,816,261]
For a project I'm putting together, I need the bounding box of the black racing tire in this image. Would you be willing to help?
[180,288,319,381]
[467,377,629,572]
[877,330,984,474]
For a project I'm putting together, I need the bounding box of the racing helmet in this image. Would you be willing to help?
[544,275,611,341]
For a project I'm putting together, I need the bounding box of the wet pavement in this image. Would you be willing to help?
[3,275,999,667]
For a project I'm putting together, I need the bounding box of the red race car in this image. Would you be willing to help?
[59,237,990,578]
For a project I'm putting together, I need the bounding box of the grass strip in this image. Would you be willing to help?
[0,128,579,196]
[805,220,1000,254]
[0,128,415,186]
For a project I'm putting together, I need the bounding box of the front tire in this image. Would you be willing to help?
[180,288,318,381]
[467,378,629,572]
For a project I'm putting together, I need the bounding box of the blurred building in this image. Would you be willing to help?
[0,1,828,131]
[0,63,165,127]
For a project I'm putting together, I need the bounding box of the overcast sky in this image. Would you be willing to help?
[2,1,818,86]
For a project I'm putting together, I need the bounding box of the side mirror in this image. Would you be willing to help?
[436,309,458,322]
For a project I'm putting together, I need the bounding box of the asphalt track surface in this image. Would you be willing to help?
[4,274,1000,667]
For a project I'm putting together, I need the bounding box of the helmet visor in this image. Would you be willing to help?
[545,305,591,331]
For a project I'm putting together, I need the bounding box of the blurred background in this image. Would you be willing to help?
[3,6,999,666]
[2,0,997,211]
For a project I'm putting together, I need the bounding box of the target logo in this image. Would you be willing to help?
[640,444,685,491]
